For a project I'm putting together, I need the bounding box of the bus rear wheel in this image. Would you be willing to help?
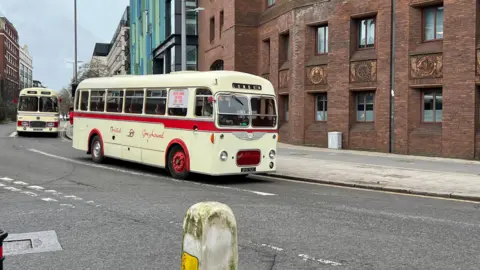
[167,146,189,180]
[90,136,104,163]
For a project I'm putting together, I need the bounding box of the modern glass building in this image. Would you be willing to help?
[130,0,198,75]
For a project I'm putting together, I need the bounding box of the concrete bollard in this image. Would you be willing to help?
[181,201,238,270]
[0,230,8,270]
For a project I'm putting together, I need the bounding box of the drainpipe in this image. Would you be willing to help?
[389,0,396,153]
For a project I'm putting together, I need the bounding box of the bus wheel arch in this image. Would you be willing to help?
[166,139,190,180]
[87,129,104,160]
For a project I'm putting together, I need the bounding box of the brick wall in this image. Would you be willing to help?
[197,0,480,160]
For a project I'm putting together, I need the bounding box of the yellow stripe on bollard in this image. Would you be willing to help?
[181,252,199,270]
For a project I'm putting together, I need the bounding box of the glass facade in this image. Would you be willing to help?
[130,0,198,75]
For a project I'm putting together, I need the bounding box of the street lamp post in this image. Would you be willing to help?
[181,4,204,71]
[74,0,78,83]
[66,60,84,80]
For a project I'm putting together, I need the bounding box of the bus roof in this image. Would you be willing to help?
[77,70,275,95]
[19,87,58,97]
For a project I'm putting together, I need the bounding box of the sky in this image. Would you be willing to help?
[0,0,130,91]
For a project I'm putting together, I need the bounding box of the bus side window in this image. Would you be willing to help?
[145,89,167,115]
[194,88,213,117]
[90,90,106,112]
[167,89,188,117]
[80,91,89,111]
[74,91,79,111]
[125,90,144,114]
[106,90,124,113]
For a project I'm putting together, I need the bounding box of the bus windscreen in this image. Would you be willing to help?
[18,96,39,112]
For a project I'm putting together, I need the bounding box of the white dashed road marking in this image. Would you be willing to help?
[28,186,45,191]
[27,148,278,196]
[41,198,58,202]
[13,181,28,186]
[298,254,342,266]
[0,177,14,182]
[20,191,38,197]
[60,204,75,208]
[9,131,17,137]
[4,186,21,192]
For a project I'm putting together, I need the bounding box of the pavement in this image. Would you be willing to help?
[1,122,480,269]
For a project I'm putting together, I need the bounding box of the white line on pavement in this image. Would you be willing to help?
[41,198,58,202]
[28,185,45,191]
[60,203,75,208]
[9,131,17,137]
[13,181,28,186]
[4,186,21,192]
[28,148,277,196]
[298,254,342,266]
[0,177,14,182]
[21,191,38,197]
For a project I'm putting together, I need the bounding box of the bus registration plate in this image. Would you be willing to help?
[33,129,43,131]
[241,167,256,172]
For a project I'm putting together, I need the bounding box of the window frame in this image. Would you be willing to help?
[105,89,125,113]
[144,89,168,115]
[167,88,189,117]
[194,88,214,118]
[315,93,328,122]
[422,6,444,42]
[421,89,443,124]
[357,17,376,49]
[89,89,106,112]
[124,89,145,114]
[266,0,276,7]
[209,16,215,43]
[315,25,328,55]
[355,91,375,122]
[79,90,90,111]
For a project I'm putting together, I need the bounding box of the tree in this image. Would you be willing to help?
[58,58,109,117]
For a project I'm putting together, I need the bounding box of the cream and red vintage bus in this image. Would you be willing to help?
[16,87,61,137]
[71,70,278,179]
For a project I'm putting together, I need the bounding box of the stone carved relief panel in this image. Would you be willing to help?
[410,54,443,79]
[305,65,327,85]
[279,70,289,89]
[350,60,377,83]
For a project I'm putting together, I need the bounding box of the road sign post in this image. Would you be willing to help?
[181,201,238,270]
[0,230,8,270]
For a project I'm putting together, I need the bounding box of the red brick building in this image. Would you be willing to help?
[198,0,480,160]
[0,16,20,103]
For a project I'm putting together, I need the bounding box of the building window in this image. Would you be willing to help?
[422,90,442,122]
[219,10,224,38]
[315,93,327,121]
[283,95,289,121]
[423,6,443,41]
[210,16,215,42]
[315,25,328,54]
[170,0,175,34]
[356,92,375,122]
[267,0,275,7]
[186,12,197,35]
[186,45,197,70]
[357,17,375,49]
[194,89,213,117]
[280,32,290,63]
[170,46,176,72]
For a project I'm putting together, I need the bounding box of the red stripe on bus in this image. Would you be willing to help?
[73,112,278,133]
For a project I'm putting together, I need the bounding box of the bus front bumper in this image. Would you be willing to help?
[17,127,59,133]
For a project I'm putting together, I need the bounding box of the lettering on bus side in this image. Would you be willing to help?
[142,129,164,139]
[110,126,122,133]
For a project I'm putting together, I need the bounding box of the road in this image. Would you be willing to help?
[0,122,479,269]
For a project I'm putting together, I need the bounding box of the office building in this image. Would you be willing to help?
[0,16,19,102]
[19,44,33,89]
[106,6,131,76]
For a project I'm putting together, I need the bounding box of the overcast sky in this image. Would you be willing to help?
[0,0,129,91]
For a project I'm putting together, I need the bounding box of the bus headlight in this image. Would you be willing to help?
[220,151,228,161]
[269,150,276,159]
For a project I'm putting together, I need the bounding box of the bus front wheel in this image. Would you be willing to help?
[90,136,104,163]
[167,146,189,180]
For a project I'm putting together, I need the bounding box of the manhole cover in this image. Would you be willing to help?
[4,240,33,253]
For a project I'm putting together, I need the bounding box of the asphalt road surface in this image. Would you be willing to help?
[1,123,479,269]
